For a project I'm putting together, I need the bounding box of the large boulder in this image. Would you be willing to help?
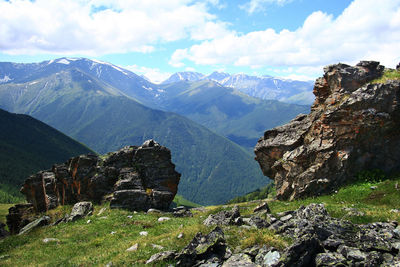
[255,61,400,200]
[19,140,180,212]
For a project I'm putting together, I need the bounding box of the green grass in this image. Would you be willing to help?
[2,176,400,266]
[0,185,24,204]
[268,177,400,224]
[172,194,201,208]
[371,69,400,84]
[0,203,287,266]
[0,204,13,225]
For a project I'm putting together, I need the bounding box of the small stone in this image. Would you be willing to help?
[382,253,394,263]
[152,244,164,250]
[126,243,138,252]
[158,217,171,222]
[392,241,400,250]
[315,252,346,266]
[0,255,10,260]
[177,233,184,239]
[97,207,107,215]
[203,206,241,226]
[66,202,94,222]
[339,246,367,262]
[263,251,280,266]
[146,251,176,265]
[140,231,148,236]
[280,214,293,222]
[253,202,271,214]
[147,209,162,214]
[221,253,255,267]
[42,238,60,243]
[87,219,91,224]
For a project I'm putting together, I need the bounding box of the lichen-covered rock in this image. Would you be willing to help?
[255,61,400,200]
[20,140,180,212]
[203,206,241,226]
[66,201,93,222]
[175,226,229,266]
[18,216,50,235]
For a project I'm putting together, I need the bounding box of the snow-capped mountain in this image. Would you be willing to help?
[206,71,231,82]
[161,72,205,84]
[161,71,315,105]
[0,57,165,107]
[212,73,315,105]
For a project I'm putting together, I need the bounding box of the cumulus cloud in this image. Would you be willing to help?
[173,0,400,69]
[124,64,171,84]
[240,0,293,14]
[0,0,229,55]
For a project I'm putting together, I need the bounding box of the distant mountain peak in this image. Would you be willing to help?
[162,71,205,84]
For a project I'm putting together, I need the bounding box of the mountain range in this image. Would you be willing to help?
[0,57,310,204]
[158,80,309,150]
[161,71,315,105]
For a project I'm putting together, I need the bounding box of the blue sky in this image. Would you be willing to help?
[0,0,399,82]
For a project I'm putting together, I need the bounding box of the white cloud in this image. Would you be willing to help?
[0,0,229,55]
[124,64,171,84]
[240,0,293,14]
[173,0,400,69]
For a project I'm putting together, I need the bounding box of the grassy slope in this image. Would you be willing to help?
[0,70,268,205]
[1,177,400,266]
[372,68,400,84]
[172,195,201,208]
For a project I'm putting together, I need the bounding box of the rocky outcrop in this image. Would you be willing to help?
[19,140,180,212]
[255,61,400,200]
[150,203,400,266]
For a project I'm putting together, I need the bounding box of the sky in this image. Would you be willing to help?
[0,0,399,83]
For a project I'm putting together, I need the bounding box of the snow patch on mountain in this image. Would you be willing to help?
[0,75,12,83]
[57,59,70,65]
[91,59,129,76]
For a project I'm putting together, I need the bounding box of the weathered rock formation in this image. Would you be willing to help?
[20,140,180,212]
[255,61,400,200]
